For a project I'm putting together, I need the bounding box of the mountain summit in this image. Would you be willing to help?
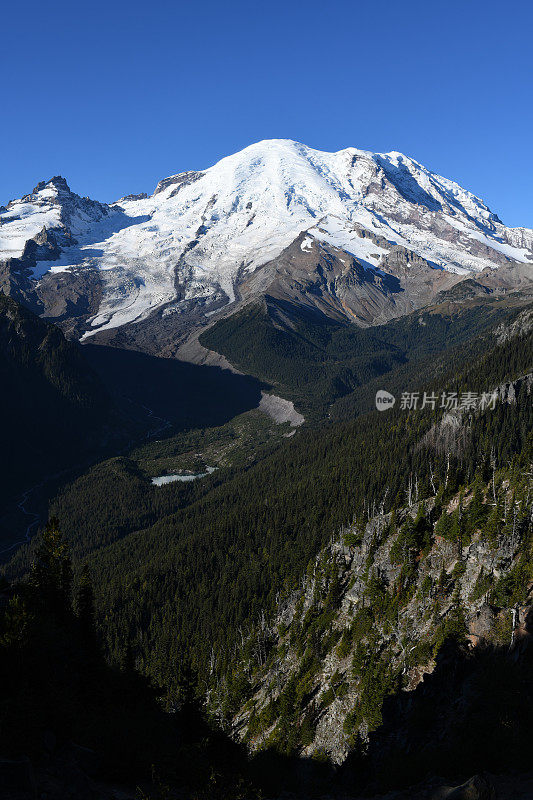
[1,140,532,345]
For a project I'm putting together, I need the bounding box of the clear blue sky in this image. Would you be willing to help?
[2,0,531,227]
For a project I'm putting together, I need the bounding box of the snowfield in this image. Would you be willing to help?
[1,140,532,336]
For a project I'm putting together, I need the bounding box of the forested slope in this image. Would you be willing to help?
[199,294,525,418]
[10,306,530,699]
[223,439,533,796]
[0,294,119,506]
[0,522,259,799]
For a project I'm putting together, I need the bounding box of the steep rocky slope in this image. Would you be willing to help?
[218,367,533,788]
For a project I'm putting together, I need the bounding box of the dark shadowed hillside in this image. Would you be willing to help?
[0,294,119,507]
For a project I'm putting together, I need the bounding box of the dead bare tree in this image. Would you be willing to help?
[380,487,390,516]
[406,474,413,507]
[510,604,520,651]
[444,452,451,490]
[429,462,437,496]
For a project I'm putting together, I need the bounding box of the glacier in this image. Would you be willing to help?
[0,139,531,337]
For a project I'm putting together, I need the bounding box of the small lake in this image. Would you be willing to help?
[151,466,217,486]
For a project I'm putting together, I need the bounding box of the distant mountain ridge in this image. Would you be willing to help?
[1,140,532,350]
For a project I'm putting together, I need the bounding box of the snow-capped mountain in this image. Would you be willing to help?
[0,176,113,262]
[1,140,532,343]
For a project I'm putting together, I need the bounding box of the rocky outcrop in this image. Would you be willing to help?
[227,458,533,767]
[151,169,203,196]
[495,306,533,344]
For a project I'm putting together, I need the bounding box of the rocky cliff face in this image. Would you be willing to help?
[222,377,533,769]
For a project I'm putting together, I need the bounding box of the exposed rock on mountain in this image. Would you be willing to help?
[216,365,533,786]
[1,141,531,350]
[240,230,462,326]
[227,455,533,770]
[495,305,533,343]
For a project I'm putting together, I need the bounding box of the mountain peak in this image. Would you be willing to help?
[1,141,532,341]
[31,175,71,196]
[47,175,70,191]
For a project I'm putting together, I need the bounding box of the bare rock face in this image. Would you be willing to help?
[495,307,533,343]
[226,416,533,770]
[152,170,203,196]
[33,267,103,338]
[239,232,461,328]
[418,369,533,460]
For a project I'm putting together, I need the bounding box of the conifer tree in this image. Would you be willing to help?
[30,517,72,611]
